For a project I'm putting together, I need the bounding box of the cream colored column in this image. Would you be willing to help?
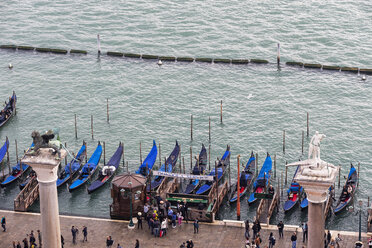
[23,148,66,248]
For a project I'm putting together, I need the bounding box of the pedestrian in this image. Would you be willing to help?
[29,231,36,245]
[71,226,78,245]
[277,221,284,239]
[268,232,276,248]
[301,222,308,242]
[252,221,258,239]
[161,218,167,236]
[106,236,114,248]
[137,212,143,230]
[245,238,251,248]
[291,232,297,248]
[327,230,332,246]
[177,211,183,226]
[171,212,177,228]
[37,229,42,247]
[61,235,65,248]
[117,244,122,248]
[329,238,336,248]
[245,219,250,240]
[23,238,29,248]
[186,239,194,248]
[16,241,21,248]
[193,219,199,234]
[82,225,88,242]
[1,216,6,232]
[135,239,140,248]
[180,242,186,248]
[255,234,262,248]
[153,219,160,237]
[335,233,342,248]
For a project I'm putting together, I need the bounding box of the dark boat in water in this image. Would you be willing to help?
[195,145,230,195]
[69,142,102,192]
[135,140,158,176]
[183,144,207,194]
[57,142,86,187]
[248,153,272,204]
[1,143,33,187]
[0,91,16,128]
[333,164,358,214]
[88,142,123,194]
[229,152,256,203]
[283,166,303,212]
[146,141,180,192]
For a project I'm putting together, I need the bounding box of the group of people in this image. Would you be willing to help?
[70,225,88,245]
[11,230,42,248]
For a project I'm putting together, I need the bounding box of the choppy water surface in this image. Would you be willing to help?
[0,0,371,231]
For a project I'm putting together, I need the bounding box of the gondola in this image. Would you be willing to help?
[146,141,180,192]
[135,140,157,176]
[0,139,9,182]
[57,142,86,187]
[229,152,256,203]
[196,145,230,195]
[0,91,16,128]
[283,166,303,212]
[1,142,33,187]
[248,153,272,204]
[300,195,308,209]
[333,164,358,214]
[182,144,207,194]
[87,142,123,194]
[69,142,102,192]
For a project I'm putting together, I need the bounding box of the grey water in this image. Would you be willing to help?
[0,0,371,232]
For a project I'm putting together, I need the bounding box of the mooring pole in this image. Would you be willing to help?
[122,142,125,167]
[140,142,142,165]
[126,161,129,172]
[357,162,360,187]
[164,157,167,172]
[368,196,370,207]
[97,34,101,55]
[74,114,77,139]
[190,146,192,170]
[208,144,211,171]
[220,100,223,124]
[64,143,67,166]
[274,154,277,178]
[190,114,193,141]
[237,155,241,220]
[91,115,94,140]
[6,137,10,173]
[209,116,211,142]
[302,130,304,154]
[179,144,181,170]
[182,156,185,174]
[106,98,109,123]
[307,112,309,137]
[159,143,161,168]
[228,158,231,188]
[338,164,341,188]
[15,139,18,164]
[255,152,258,177]
[281,171,283,196]
[285,161,288,185]
[283,130,286,154]
[277,43,280,64]
[215,161,219,218]
[103,141,106,166]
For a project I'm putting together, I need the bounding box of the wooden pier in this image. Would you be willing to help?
[256,189,279,226]
[14,176,39,212]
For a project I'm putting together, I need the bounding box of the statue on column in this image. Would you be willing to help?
[30,130,61,159]
[308,131,326,161]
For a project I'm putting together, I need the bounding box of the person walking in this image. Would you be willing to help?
[193,219,199,234]
[255,234,262,248]
[302,222,308,242]
[268,232,276,248]
[245,219,250,240]
[29,231,36,245]
[61,235,65,248]
[82,226,88,242]
[106,236,114,248]
[135,239,140,248]
[291,231,297,248]
[327,230,332,247]
[329,238,336,248]
[335,233,342,248]
[23,238,29,248]
[117,244,122,248]
[277,221,284,239]
[177,211,183,226]
[37,230,42,247]
[1,216,6,232]
[71,226,78,245]
[252,221,258,239]
[161,218,167,236]
[137,212,143,230]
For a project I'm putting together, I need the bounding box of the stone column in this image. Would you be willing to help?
[23,148,66,248]
[301,184,329,248]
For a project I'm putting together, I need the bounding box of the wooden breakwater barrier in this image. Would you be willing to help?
[1,44,372,76]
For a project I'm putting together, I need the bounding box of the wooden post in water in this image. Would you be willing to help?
[283,130,285,154]
[126,161,129,173]
[159,143,161,168]
[178,144,181,170]
[106,98,109,123]
[140,142,143,165]
[274,154,277,178]
[357,162,360,187]
[85,141,88,164]
[215,161,219,218]
[302,131,304,155]
[91,115,94,140]
[237,155,241,220]
[220,100,223,124]
[255,152,258,177]
[277,43,280,64]
[285,161,288,185]
[6,137,10,173]
[190,146,192,170]
[103,141,106,166]
[122,142,125,167]
[208,144,211,171]
[64,142,67,166]
[74,114,77,139]
[209,116,211,142]
[164,157,167,172]
[190,114,193,141]
[97,34,101,55]
[281,171,283,196]
[15,139,18,164]
[228,157,231,188]
[182,157,185,174]
[338,164,341,188]
[307,112,309,137]
[368,196,370,207]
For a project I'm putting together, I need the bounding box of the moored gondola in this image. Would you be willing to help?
[135,140,157,177]
[333,164,358,214]
[283,166,303,212]
[248,153,272,204]
[182,144,207,194]
[0,91,17,128]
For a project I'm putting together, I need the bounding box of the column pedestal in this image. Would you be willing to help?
[308,197,326,248]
